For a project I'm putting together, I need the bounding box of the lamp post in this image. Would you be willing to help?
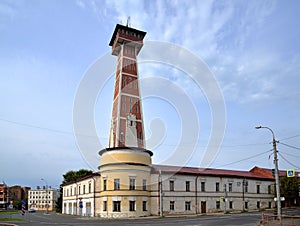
[255,126,281,219]
[41,178,49,214]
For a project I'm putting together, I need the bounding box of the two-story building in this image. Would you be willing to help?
[62,165,275,218]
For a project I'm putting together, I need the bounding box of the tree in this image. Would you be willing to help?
[280,176,300,207]
[56,169,93,212]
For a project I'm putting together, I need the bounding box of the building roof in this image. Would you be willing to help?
[62,172,100,186]
[250,166,298,178]
[151,164,275,180]
[109,24,146,46]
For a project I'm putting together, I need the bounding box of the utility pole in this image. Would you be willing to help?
[159,170,163,217]
[255,126,281,220]
[223,184,227,213]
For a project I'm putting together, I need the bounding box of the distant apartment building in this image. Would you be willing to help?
[28,186,59,211]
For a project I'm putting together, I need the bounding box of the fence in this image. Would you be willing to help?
[261,213,300,226]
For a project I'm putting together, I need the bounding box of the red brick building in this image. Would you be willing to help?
[0,183,8,209]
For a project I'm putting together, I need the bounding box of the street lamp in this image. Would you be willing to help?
[41,178,49,214]
[255,126,281,219]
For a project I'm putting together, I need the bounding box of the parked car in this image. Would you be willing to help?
[28,208,36,213]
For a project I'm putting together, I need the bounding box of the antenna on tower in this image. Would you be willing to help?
[126,16,131,27]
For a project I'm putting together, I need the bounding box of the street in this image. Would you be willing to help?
[2,211,264,226]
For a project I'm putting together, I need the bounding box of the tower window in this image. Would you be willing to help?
[103,179,107,191]
[114,179,120,190]
[129,178,135,190]
[143,179,147,191]
[120,131,124,142]
[113,201,121,212]
[143,201,147,211]
[129,201,135,211]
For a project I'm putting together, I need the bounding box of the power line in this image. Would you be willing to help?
[279,151,300,159]
[278,134,300,141]
[0,118,98,138]
[215,149,273,168]
[278,142,300,151]
[278,152,299,169]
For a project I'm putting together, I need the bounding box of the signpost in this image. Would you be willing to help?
[21,200,26,216]
[287,169,295,177]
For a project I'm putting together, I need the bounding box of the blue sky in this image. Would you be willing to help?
[1,0,300,188]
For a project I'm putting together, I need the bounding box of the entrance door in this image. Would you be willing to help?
[201,201,206,214]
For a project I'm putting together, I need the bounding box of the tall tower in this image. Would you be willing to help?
[98,24,152,218]
[108,24,146,149]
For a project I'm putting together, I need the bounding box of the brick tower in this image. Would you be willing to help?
[108,24,146,149]
[98,24,152,218]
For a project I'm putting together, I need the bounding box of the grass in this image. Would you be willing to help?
[0,211,18,215]
[0,217,24,222]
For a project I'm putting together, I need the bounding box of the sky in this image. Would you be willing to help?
[1,0,300,189]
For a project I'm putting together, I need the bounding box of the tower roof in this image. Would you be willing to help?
[109,24,146,46]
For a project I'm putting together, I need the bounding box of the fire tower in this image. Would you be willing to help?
[108,24,146,148]
[98,24,153,218]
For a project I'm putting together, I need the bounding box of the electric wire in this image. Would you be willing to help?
[215,149,273,168]
[278,152,299,170]
[278,141,300,151]
[279,151,300,159]
[278,134,300,141]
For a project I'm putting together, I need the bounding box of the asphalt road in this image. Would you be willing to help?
[2,211,264,226]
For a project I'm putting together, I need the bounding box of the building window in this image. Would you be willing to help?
[170,201,175,211]
[245,201,248,209]
[129,178,135,190]
[229,183,233,192]
[201,182,205,192]
[78,186,81,195]
[245,182,248,193]
[134,80,137,89]
[216,201,220,209]
[185,201,191,211]
[216,182,219,192]
[257,201,260,209]
[120,131,124,142]
[229,201,233,209]
[83,185,85,194]
[186,181,190,192]
[142,201,147,211]
[129,201,135,211]
[114,179,120,190]
[269,202,271,208]
[268,185,271,194]
[142,179,147,191]
[103,201,107,211]
[257,185,260,194]
[74,187,76,196]
[103,180,107,191]
[113,201,121,212]
[169,181,174,191]
[88,183,91,193]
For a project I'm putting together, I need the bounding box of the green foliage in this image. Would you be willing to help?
[62,169,93,184]
[280,176,299,197]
